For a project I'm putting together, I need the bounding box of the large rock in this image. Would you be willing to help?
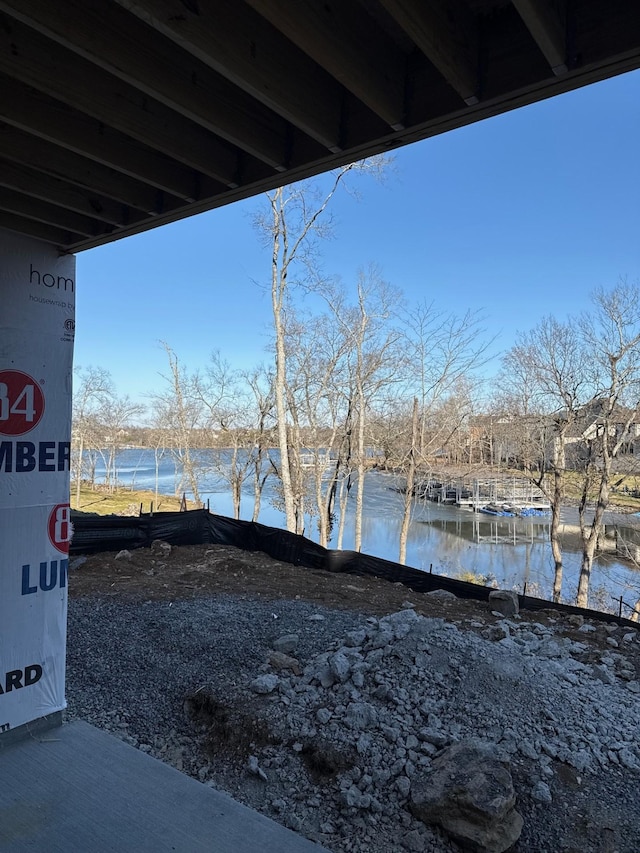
[488,589,520,617]
[409,741,523,853]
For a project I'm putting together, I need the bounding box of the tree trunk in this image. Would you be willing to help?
[75,432,84,508]
[354,402,366,552]
[550,437,566,603]
[399,398,419,565]
[337,475,351,550]
[252,452,269,522]
[274,318,295,530]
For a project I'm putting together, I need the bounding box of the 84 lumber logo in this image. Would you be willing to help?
[0,370,45,435]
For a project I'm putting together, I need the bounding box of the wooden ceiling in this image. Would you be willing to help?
[0,0,639,254]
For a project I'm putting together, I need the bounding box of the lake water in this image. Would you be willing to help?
[91,448,640,611]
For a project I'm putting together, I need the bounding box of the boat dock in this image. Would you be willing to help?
[416,474,551,514]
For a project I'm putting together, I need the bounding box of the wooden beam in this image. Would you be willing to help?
[0,15,244,187]
[0,161,141,227]
[0,210,81,247]
[512,0,568,75]
[114,0,345,152]
[246,0,407,129]
[0,0,296,171]
[0,76,213,202]
[377,0,480,105]
[0,186,112,237]
[0,123,177,216]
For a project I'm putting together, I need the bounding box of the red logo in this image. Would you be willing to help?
[0,370,45,435]
[48,503,72,554]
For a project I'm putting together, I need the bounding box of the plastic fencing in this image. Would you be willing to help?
[70,508,638,628]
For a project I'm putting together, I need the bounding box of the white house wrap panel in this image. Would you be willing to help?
[0,229,75,732]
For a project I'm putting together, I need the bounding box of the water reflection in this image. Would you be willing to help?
[91,450,640,606]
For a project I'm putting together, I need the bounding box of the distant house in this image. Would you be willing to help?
[563,403,640,468]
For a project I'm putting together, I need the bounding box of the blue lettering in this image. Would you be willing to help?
[21,565,37,595]
[21,560,67,595]
[0,442,12,471]
[40,560,57,591]
[58,441,70,471]
[16,442,35,472]
[38,441,56,471]
[0,441,70,473]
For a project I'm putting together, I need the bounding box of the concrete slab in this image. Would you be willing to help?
[0,721,331,853]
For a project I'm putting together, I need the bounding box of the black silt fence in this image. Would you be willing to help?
[70,508,639,628]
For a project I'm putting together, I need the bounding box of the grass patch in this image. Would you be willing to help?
[70,483,198,515]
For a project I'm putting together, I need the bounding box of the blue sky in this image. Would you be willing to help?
[75,69,640,408]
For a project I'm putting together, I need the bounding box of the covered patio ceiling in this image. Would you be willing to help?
[0,0,639,254]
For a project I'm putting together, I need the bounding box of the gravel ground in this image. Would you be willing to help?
[65,544,640,853]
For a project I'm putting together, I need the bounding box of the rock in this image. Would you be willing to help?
[518,739,538,760]
[567,614,584,628]
[426,589,457,600]
[482,625,507,641]
[329,651,352,682]
[488,590,520,617]
[344,702,378,730]
[409,741,523,853]
[531,781,552,804]
[273,634,299,654]
[150,539,171,556]
[250,674,280,694]
[268,650,302,674]
[316,708,332,724]
[114,549,132,561]
[417,728,448,748]
[592,664,616,685]
[247,755,268,781]
[402,828,428,852]
[344,629,367,647]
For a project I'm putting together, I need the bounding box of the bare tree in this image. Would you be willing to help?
[71,366,114,506]
[98,393,145,492]
[501,281,640,607]
[340,267,402,552]
[398,397,419,564]
[244,365,276,522]
[500,317,585,602]
[194,352,262,520]
[284,306,351,545]
[152,343,204,505]
[385,304,489,564]
[575,281,640,607]
[253,160,389,532]
[401,303,490,460]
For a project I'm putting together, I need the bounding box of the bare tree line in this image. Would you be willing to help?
[71,166,640,613]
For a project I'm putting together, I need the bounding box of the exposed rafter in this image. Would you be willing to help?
[113,0,346,152]
[512,0,568,75]
[246,0,408,130]
[0,0,636,254]
[378,0,480,105]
